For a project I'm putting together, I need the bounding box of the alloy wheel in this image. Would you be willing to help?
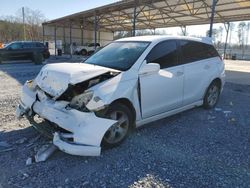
[104,110,129,144]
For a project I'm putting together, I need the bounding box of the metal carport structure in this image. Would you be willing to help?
[42,0,250,54]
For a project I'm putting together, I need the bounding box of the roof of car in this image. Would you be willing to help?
[116,35,213,45]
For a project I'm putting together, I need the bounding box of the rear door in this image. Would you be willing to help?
[23,42,36,60]
[179,40,220,105]
[139,40,184,118]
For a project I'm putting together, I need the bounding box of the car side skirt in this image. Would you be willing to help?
[136,100,203,127]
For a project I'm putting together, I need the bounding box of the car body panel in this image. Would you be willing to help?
[182,57,221,106]
[139,65,184,118]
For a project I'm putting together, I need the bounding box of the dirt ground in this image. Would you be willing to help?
[0,59,250,188]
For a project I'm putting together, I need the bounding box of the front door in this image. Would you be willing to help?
[4,42,25,61]
[139,40,184,119]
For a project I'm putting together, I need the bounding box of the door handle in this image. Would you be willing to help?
[176,71,184,76]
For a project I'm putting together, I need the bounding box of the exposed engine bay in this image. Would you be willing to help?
[58,71,119,112]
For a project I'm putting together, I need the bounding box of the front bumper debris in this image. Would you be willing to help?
[16,104,27,119]
[53,132,101,156]
[16,83,117,156]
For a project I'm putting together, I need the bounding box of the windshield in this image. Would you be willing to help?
[84,41,150,71]
[4,42,13,49]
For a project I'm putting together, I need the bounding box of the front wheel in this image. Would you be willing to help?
[102,103,133,148]
[203,81,220,109]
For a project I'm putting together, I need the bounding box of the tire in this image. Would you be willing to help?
[80,49,87,56]
[203,81,221,109]
[44,52,50,59]
[102,103,133,148]
[33,52,44,65]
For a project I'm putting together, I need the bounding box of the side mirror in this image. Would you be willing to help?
[139,63,160,75]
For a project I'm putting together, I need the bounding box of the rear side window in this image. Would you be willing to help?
[180,40,219,64]
[23,43,34,48]
[146,40,178,69]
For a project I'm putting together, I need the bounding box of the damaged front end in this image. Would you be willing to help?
[16,63,120,156]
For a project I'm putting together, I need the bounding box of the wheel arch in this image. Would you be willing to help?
[204,77,222,97]
[110,98,136,128]
[212,77,222,89]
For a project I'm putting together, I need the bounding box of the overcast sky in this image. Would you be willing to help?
[0,0,249,44]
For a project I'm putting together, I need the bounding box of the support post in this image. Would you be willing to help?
[54,26,57,56]
[63,27,65,47]
[181,26,187,36]
[62,26,65,54]
[98,31,100,43]
[69,23,72,45]
[94,14,98,50]
[81,18,84,46]
[70,23,72,58]
[42,24,45,43]
[223,22,230,60]
[209,0,217,37]
[81,27,84,46]
[132,6,137,37]
[246,23,250,49]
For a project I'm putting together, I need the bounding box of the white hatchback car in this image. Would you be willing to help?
[16,36,225,156]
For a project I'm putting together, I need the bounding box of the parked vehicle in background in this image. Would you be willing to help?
[74,42,101,56]
[16,36,225,156]
[0,41,50,64]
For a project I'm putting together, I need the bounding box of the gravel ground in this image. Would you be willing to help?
[0,62,250,188]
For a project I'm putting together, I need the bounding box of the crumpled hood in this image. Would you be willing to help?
[35,63,116,98]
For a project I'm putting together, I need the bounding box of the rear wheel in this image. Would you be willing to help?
[80,49,87,56]
[33,52,43,65]
[203,81,220,109]
[102,103,133,148]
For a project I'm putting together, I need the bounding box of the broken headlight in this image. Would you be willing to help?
[69,90,94,110]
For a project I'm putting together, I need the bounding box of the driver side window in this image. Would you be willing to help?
[146,40,178,69]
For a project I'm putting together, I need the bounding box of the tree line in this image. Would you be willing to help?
[206,22,250,49]
[0,7,46,43]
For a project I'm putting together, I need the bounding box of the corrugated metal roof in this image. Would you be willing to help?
[43,0,250,31]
